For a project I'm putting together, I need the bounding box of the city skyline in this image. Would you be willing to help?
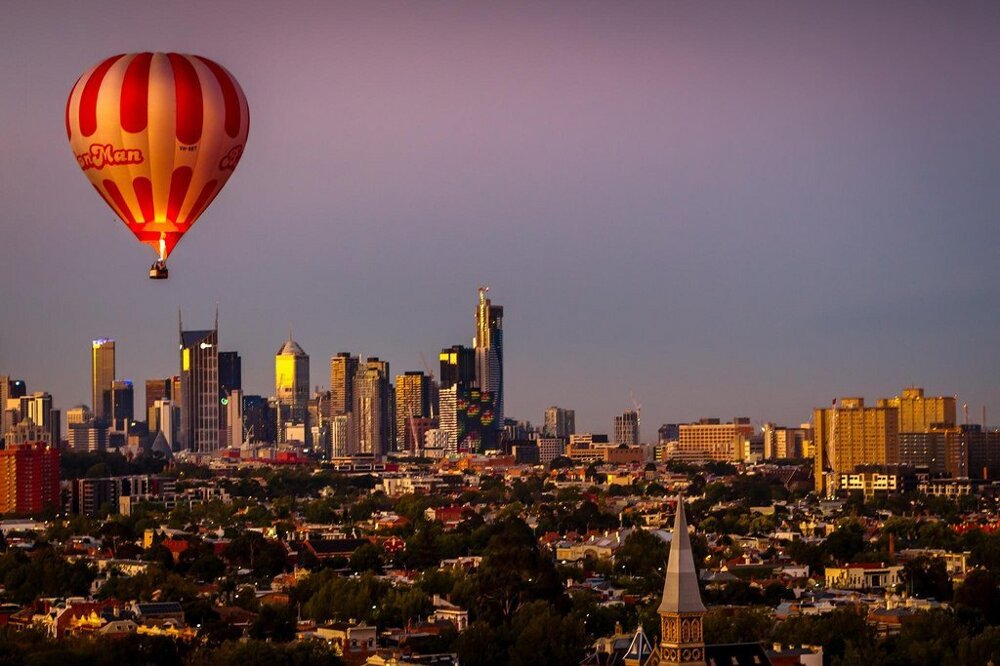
[2,2,1000,436]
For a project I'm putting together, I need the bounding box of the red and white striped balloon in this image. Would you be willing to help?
[67,53,249,262]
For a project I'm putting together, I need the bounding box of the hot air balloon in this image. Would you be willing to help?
[66,53,249,279]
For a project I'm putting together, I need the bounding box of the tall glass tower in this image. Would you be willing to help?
[474,287,504,430]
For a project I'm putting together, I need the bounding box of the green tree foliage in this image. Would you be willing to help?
[614,529,667,594]
[0,549,95,604]
[900,556,953,601]
[703,607,774,644]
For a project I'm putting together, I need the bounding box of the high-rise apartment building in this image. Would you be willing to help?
[91,339,115,423]
[877,387,956,433]
[614,410,640,446]
[673,419,755,464]
[899,426,965,476]
[544,406,576,438]
[275,336,309,442]
[474,287,504,432]
[813,398,900,496]
[179,317,219,454]
[537,437,567,465]
[329,353,359,416]
[395,372,431,452]
[330,414,350,458]
[0,442,60,515]
[350,358,391,457]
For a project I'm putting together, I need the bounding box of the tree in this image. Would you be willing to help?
[249,604,297,642]
[824,522,865,564]
[506,601,586,666]
[614,529,667,594]
[900,556,953,601]
[703,607,774,644]
[349,542,383,574]
[954,569,1000,623]
[474,517,562,624]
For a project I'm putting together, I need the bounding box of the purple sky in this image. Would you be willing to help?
[2,2,999,438]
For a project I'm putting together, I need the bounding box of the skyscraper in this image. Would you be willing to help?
[110,380,134,431]
[473,287,504,431]
[329,353,359,416]
[179,315,219,454]
[218,351,243,393]
[350,358,391,457]
[275,336,309,442]
[91,339,115,423]
[0,377,27,438]
[544,406,576,438]
[145,378,172,426]
[395,371,431,452]
[615,410,640,447]
[19,392,56,443]
[439,345,476,390]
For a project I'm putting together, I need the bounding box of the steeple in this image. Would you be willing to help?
[659,495,706,615]
[656,496,706,666]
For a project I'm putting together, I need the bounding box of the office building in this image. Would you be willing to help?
[877,387,956,433]
[243,395,276,444]
[544,406,575,438]
[537,437,566,465]
[150,399,180,451]
[68,419,108,453]
[440,345,476,390]
[0,377,27,437]
[615,410,640,446]
[473,287,504,432]
[329,353,359,417]
[67,405,91,426]
[218,351,242,393]
[91,339,115,423]
[813,398,900,496]
[179,316,219,454]
[350,358,391,457]
[0,442,60,515]
[275,336,309,424]
[109,380,134,431]
[672,418,755,464]
[144,378,172,426]
[19,392,56,443]
[762,423,810,460]
[395,372,431,451]
[658,424,681,444]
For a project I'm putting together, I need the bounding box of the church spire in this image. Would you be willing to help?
[656,495,706,666]
[658,495,706,614]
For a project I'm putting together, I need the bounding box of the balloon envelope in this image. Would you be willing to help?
[67,53,249,261]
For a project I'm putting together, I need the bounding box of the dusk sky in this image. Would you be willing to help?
[2,1,999,437]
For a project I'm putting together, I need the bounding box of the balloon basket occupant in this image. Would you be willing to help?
[66,53,249,279]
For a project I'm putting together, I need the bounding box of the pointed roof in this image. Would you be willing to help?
[624,625,653,662]
[658,495,706,614]
[150,431,173,458]
[277,336,306,356]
